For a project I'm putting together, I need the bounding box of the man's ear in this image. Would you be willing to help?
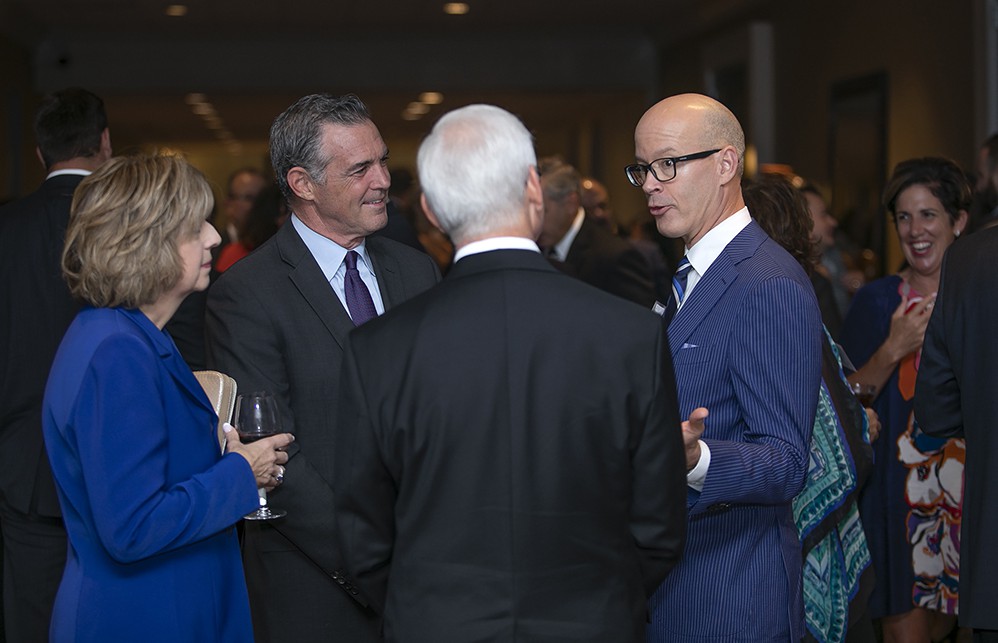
[525,165,545,233]
[286,167,314,201]
[420,193,445,234]
[717,146,741,185]
[35,146,46,170]
[99,128,112,160]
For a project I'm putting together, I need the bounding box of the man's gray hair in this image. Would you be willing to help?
[270,93,371,201]
[418,104,536,244]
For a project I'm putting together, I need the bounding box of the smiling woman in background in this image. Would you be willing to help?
[840,157,970,643]
[42,153,293,642]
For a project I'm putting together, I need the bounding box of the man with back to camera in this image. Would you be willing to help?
[628,93,823,641]
[205,93,440,643]
[333,104,688,642]
[0,87,112,643]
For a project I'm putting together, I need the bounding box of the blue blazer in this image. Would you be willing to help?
[647,221,823,642]
[42,307,259,642]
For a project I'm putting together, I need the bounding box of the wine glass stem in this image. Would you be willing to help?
[258,488,268,508]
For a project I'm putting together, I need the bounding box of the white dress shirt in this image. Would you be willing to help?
[549,208,586,261]
[679,206,751,490]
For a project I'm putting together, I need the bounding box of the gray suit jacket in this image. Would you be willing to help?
[206,220,439,641]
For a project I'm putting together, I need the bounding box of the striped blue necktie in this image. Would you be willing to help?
[663,256,692,325]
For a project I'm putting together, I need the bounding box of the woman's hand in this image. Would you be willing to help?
[223,423,294,490]
[865,407,881,443]
[884,292,936,360]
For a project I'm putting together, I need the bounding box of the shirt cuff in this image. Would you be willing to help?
[686,439,710,492]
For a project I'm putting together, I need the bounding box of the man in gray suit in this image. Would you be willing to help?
[206,93,440,643]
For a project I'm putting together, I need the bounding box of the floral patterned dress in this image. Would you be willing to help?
[840,275,964,618]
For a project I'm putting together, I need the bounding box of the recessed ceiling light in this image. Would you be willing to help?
[185,92,207,105]
[406,102,430,115]
[401,111,422,121]
[165,4,188,17]
[192,103,216,116]
[443,3,469,15]
[419,92,444,105]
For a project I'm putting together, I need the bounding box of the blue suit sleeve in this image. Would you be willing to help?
[74,333,258,563]
[694,275,822,512]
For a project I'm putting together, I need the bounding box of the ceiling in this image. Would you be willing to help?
[1,0,764,147]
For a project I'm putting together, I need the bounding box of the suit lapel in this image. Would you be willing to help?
[277,223,355,350]
[366,237,406,309]
[564,217,594,271]
[667,221,767,350]
[122,308,214,415]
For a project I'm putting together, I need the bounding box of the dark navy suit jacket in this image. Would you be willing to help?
[647,221,823,642]
[43,307,259,641]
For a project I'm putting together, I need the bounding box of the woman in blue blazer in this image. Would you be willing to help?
[42,154,293,642]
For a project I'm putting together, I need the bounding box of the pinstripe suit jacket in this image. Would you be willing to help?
[647,220,823,642]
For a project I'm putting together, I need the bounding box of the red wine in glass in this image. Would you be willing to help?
[234,392,286,521]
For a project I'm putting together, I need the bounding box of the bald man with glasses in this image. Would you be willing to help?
[629,94,823,642]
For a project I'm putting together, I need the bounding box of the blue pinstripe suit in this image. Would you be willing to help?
[647,220,823,642]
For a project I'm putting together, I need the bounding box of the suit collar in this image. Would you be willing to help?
[119,307,213,415]
[366,236,411,310]
[667,220,768,347]
[553,208,586,261]
[40,173,85,195]
[448,248,558,279]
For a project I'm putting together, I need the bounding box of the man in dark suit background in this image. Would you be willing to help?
[630,94,822,641]
[334,104,687,642]
[536,156,657,307]
[915,225,998,641]
[205,93,439,643]
[0,87,111,643]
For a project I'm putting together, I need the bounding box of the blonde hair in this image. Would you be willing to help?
[63,153,214,308]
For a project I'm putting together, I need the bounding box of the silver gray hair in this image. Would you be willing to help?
[418,104,536,244]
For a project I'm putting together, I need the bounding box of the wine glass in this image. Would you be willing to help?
[850,382,877,407]
[234,391,286,521]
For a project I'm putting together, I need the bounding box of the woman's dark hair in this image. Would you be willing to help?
[882,157,972,224]
[742,173,818,274]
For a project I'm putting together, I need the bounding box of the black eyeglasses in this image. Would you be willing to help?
[624,149,721,187]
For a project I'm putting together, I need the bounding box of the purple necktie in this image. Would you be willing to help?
[344,251,378,326]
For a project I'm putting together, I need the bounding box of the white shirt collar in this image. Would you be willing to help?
[46,168,91,180]
[454,236,540,263]
[551,208,586,261]
[681,206,751,303]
